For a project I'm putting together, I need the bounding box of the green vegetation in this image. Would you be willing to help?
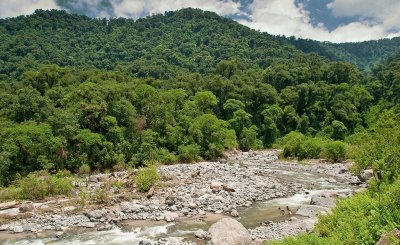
[0,171,73,200]
[135,166,160,192]
[269,178,400,245]
[1,9,400,243]
[278,132,347,161]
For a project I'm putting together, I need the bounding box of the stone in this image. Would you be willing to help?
[359,169,374,182]
[13,226,24,233]
[119,202,131,212]
[164,212,179,222]
[0,224,9,231]
[295,205,329,218]
[230,209,239,217]
[0,208,20,216]
[376,229,400,245]
[189,202,197,209]
[19,202,35,213]
[86,210,106,219]
[208,218,252,245]
[194,229,208,239]
[310,194,336,208]
[62,206,77,213]
[182,208,189,216]
[89,176,99,183]
[289,216,298,221]
[0,200,18,210]
[40,204,50,210]
[222,184,235,192]
[165,196,176,206]
[210,182,223,191]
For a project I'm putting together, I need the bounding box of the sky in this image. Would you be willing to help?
[0,0,399,43]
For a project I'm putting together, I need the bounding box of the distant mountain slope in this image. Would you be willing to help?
[1,8,398,80]
[0,8,302,79]
[279,36,400,69]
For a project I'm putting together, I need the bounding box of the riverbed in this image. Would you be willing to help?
[0,150,365,244]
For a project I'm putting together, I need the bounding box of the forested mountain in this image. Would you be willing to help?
[0,8,399,186]
[281,36,400,69]
[0,8,301,79]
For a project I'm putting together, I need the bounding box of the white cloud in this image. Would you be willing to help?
[238,0,400,43]
[112,0,241,19]
[328,0,400,31]
[0,0,59,18]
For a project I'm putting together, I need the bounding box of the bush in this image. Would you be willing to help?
[178,144,201,162]
[297,138,323,160]
[78,164,91,176]
[135,166,160,192]
[324,141,347,161]
[0,171,73,200]
[279,132,307,157]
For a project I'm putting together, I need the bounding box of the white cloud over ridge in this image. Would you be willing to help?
[112,0,241,19]
[240,0,400,43]
[0,0,399,43]
[0,0,60,18]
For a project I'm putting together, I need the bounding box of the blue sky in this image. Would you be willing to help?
[0,0,399,43]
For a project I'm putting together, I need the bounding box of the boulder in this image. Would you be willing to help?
[210,182,223,192]
[359,169,374,182]
[0,200,18,210]
[164,212,179,222]
[13,226,24,233]
[0,208,20,217]
[19,202,35,213]
[223,184,235,192]
[230,209,239,217]
[295,205,329,218]
[310,194,336,208]
[376,229,400,245]
[208,218,252,245]
[194,229,208,239]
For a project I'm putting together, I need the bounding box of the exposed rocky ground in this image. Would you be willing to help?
[0,150,369,244]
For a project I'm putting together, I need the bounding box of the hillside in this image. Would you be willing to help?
[281,36,400,69]
[0,8,302,79]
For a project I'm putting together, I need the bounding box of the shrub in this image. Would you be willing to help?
[78,164,91,176]
[240,125,263,151]
[178,144,201,162]
[92,187,108,204]
[135,166,160,192]
[324,141,347,161]
[2,171,74,200]
[298,138,323,160]
[280,132,307,157]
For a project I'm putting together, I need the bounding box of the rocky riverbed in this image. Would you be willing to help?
[0,150,369,244]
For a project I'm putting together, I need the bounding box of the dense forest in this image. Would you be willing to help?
[0,8,399,243]
[0,8,399,182]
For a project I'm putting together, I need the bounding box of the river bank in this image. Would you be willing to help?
[0,150,368,244]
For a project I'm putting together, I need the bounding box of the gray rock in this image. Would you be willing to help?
[86,210,106,219]
[13,226,24,233]
[194,229,208,239]
[230,209,239,217]
[0,208,20,216]
[208,218,252,245]
[359,169,374,182]
[296,205,329,217]
[62,206,77,212]
[310,194,336,208]
[182,208,189,216]
[164,212,179,222]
